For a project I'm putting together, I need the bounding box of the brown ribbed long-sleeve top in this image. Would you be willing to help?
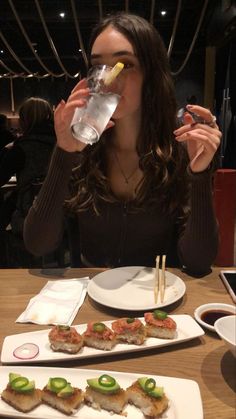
[23,146,219,276]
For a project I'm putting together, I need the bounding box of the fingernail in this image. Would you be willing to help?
[186,104,193,109]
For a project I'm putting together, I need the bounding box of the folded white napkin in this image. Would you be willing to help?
[16,277,89,326]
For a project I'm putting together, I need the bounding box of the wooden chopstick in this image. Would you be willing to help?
[154,255,160,304]
[160,254,166,303]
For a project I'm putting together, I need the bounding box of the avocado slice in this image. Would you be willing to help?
[16,380,35,393]
[58,383,74,398]
[87,377,120,394]
[148,386,164,398]
[138,377,149,390]
[138,377,164,398]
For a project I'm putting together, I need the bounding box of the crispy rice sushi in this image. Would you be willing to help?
[83,321,117,350]
[126,377,169,418]
[42,377,83,415]
[84,374,127,415]
[112,317,146,345]
[48,325,84,354]
[1,373,41,413]
[144,310,177,339]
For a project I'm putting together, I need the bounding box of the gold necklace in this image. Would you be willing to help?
[113,150,139,184]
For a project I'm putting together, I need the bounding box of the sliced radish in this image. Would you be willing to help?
[13,343,39,360]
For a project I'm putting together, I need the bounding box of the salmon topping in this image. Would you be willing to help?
[112,318,143,334]
[84,322,115,340]
[144,313,176,330]
[49,326,82,344]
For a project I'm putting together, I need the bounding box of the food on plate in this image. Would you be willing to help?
[1,372,41,413]
[83,321,117,350]
[48,325,84,354]
[126,376,169,417]
[111,317,146,345]
[41,376,83,415]
[144,310,177,339]
[84,373,127,414]
[13,342,39,360]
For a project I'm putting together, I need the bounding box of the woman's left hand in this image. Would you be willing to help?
[174,104,222,173]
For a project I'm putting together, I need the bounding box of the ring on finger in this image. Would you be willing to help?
[204,115,217,128]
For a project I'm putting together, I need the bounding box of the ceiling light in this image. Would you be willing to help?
[160,10,167,16]
[0,50,4,54]
[59,12,65,18]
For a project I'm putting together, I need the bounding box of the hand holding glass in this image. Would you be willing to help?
[71,63,124,145]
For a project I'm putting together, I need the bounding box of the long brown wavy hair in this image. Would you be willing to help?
[68,12,189,215]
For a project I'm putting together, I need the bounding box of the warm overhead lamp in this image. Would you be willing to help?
[59,12,65,18]
[160,10,167,16]
[0,50,4,54]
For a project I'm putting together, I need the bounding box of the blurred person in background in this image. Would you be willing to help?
[0,113,16,155]
[0,98,56,266]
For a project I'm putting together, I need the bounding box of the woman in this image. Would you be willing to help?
[24,13,221,275]
[0,97,56,234]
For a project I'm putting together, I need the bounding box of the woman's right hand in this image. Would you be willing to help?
[54,79,90,152]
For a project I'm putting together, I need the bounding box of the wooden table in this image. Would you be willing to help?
[0,267,235,418]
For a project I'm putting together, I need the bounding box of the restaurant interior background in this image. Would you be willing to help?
[0,0,235,267]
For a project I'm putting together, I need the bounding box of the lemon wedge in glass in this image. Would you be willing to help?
[104,62,124,86]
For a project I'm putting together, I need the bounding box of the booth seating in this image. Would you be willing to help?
[213,169,236,266]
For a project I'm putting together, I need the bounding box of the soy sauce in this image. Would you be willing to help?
[201,310,232,326]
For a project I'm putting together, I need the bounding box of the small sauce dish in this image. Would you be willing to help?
[194,303,236,332]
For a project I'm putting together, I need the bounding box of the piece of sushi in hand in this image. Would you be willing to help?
[48,325,84,354]
[84,374,127,415]
[41,376,83,415]
[111,317,146,345]
[1,372,42,413]
[83,321,116,350]
[144,310,177,339]
[126,376,169,418]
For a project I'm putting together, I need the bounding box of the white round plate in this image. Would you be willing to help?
[88,266,186,311]
[194,303,236,332]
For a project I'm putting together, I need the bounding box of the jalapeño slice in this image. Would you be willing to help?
[153,309,167,320]
[98,374,116,388]
[49,377,67,393]
[93,322,106,333]
[126,317,135,324]
[58,325,70,331]
[11,376,29,390]
[144,378,156,393]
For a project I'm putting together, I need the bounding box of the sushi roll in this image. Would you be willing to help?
[41,376,83,415]
[83,321,116,350]
[144,310,177,339]
[1,372,41,413]
[48,325,84,354]
[111,317,146,345]
[84,373,127,415]
[126,376,169,417]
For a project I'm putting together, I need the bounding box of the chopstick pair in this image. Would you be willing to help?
[154,255,166,304]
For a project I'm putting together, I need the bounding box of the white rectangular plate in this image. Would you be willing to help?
[1,315,204,364]
[0,366,203,419]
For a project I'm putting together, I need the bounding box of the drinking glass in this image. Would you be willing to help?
[71,65,122,145]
